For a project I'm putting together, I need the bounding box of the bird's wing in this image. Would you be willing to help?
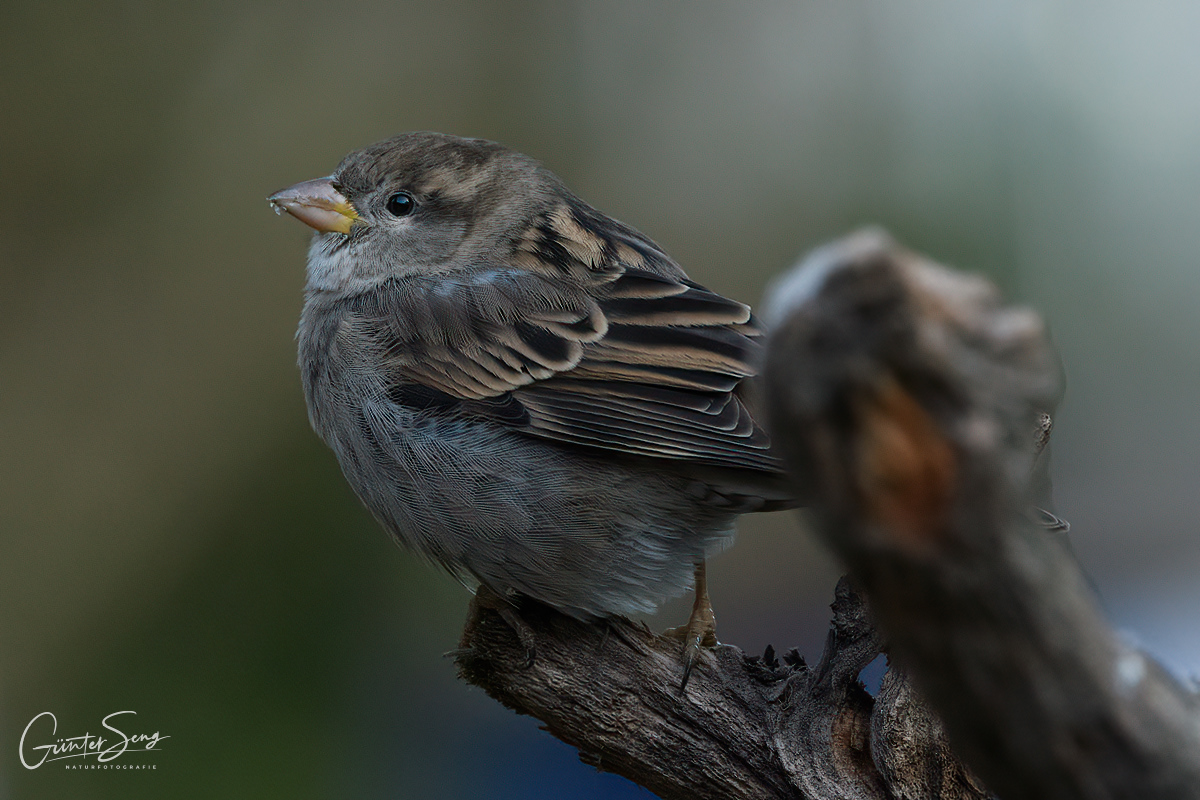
[354,204,782,474]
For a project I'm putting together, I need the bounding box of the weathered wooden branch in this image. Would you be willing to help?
[454,229,1200,799]
[457,579,985,800]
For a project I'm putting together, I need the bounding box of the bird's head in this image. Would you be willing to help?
[269,132,566,294]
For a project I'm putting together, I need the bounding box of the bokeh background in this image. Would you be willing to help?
[4,2,1199,797]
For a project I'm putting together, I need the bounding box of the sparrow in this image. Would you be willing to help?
[269,132,796,673]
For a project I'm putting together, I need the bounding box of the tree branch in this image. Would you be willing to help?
[454,229,1200,799]
[763,229,1200,800]
[457,579,985,800]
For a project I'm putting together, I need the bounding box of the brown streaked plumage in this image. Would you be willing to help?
[270,133,796,657]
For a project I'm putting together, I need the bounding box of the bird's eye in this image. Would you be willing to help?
[386,192,416,217]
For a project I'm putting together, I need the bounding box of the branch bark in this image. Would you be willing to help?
[457,579,985,800]
[454,229,1200,799]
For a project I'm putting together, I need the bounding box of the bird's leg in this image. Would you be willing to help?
[471,585,537,668]
[664,560,718,689]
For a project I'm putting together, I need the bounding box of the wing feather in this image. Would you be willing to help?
[356,202,783,473]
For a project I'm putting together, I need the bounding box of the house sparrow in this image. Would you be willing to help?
[269,132,795,670]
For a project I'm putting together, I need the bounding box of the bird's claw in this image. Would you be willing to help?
[474,586,537,668]
[664,561,718,691]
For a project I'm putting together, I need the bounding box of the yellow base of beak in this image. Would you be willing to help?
[268,177,359,234]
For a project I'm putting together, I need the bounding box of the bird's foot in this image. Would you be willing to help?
[473,585,537,668]
[663,561,718,691]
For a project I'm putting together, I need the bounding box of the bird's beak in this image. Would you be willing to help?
[268,177,359,235]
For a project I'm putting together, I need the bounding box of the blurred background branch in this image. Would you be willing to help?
[765,232,1200,800]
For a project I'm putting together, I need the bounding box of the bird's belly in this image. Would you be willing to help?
[325,400,737,618]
